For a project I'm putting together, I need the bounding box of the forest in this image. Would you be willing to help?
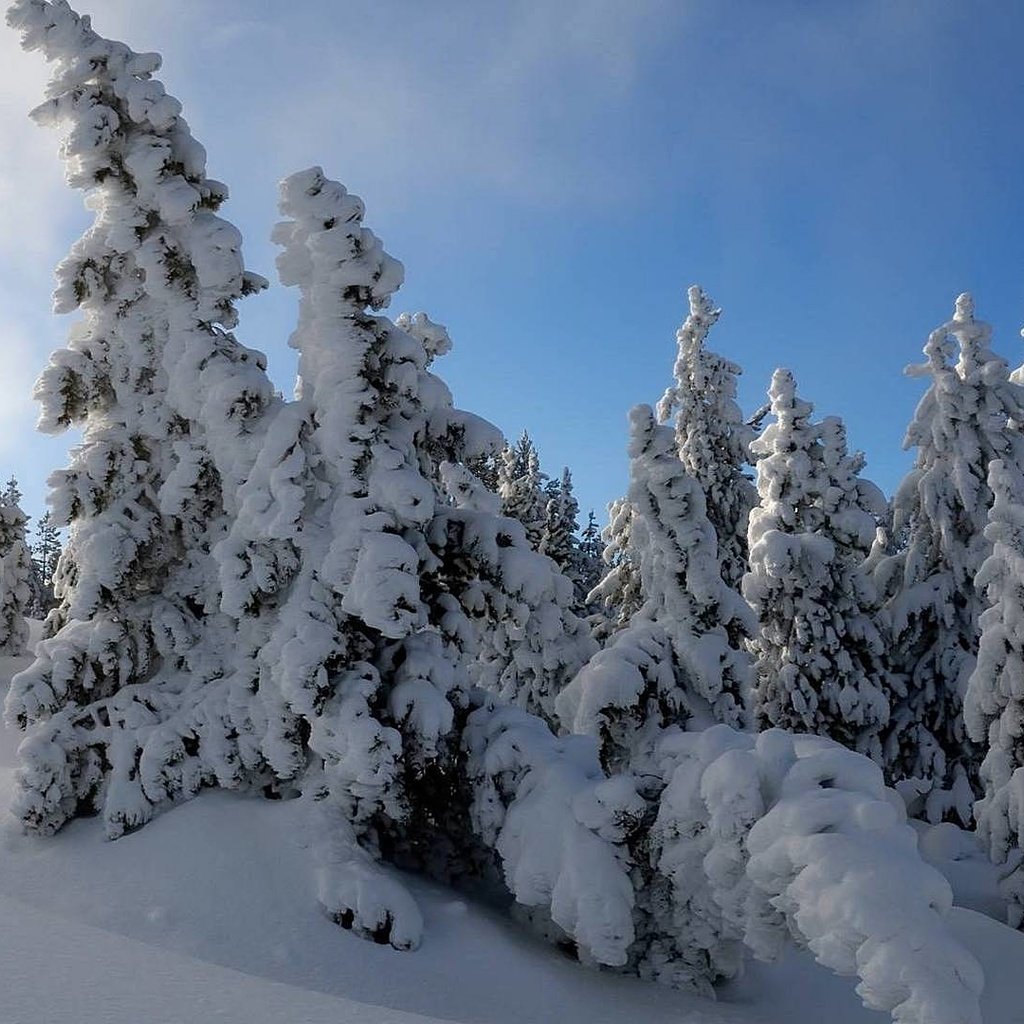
[0,3,1021,1024]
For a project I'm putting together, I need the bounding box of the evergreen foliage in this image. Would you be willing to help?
[0,493,32,654]
[656,286,755,592]
[5,0,277,838]
[1,5,1002,1017]
[744,369,892,761]
[877,294,1024,823]
[964,459,1024,925]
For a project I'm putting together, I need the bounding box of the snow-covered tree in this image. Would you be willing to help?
[645,725,983,1023]
[211,167,595,945]
[964,459,1024,925]
[5,13,992,1017]
[5,0,277,838]
[539,467,578,570]
[572,509,605,602]
[2,476,23,507]
[555,412,753,987]
[588,496,643,636]
[497,432,547,550]
[559,405,754,763]
[744,369,891,761]
[31,509,62,605]
[877,293,1024,822]
[0,476,49,619]
[656,286,755,592]
[0,496,32,655]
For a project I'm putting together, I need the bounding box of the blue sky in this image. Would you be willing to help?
[2,1,1024,527]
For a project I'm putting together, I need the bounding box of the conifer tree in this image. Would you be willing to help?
[32,511,62,591]
[5,0,277,838]
[2,476,23,507]
[555,405,754,989]
[574,509,605,597]
[0,496,32,655]
[964,459,1024,925]
[744,370,891,760]
[539,467,578,571]
[589,496,643,632]
[559,405,754,766]
[877,293,1024,822]
[214,167,594,944]
[0,476,48,619]
[656,286,755,592]
[497,432,547,549]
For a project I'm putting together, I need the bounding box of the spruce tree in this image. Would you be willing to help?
[589,496,643,632]
[878,293,1024,822]
[215,167,594,944]
[0,496,32,655]
[539,467,578,571]
[2,476,23,507]
[964,459,1024,925]
[574,509,605,600]
[32,510,62,592]
[556,405,754,990]
[5,0,277,838]
[744,369,891,760]
[656,286,755,592]
[497,432,547,549]
[559,404,754,767]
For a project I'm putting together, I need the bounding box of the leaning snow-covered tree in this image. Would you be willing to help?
[744,369,892,761]
[213,166,595,946]
[877,293,1024,823]
[500,409,980,1021]
[4,0,277,838]
[549,406,981,1017]
[964,458,1024,926]
[656,286,755,592]
[0,495,32,655]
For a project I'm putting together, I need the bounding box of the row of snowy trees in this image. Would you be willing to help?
[586,281,1024,928]
[492,431,604,610]
[0,477,61,649]
[0,3,1004,1022]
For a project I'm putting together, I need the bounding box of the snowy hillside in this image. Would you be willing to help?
[0,630,1020,1024]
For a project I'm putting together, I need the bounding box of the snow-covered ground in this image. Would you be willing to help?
[0,626,1020,1024]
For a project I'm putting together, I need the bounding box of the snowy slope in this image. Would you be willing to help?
[0,629,1021,1024]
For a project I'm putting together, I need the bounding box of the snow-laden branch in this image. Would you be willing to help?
[656,726,984,1024]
